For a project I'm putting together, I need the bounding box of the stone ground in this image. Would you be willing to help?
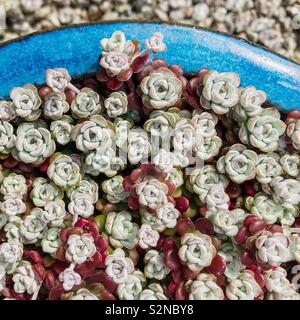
[1,0,300,63]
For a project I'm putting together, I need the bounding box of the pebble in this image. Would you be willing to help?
[0,0,300,63]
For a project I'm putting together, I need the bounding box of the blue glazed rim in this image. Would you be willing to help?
[0,20,300,112]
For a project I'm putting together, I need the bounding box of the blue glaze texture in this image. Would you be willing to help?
[0,21,300,111]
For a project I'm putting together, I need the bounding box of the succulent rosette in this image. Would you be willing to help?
[188,165,229,202]
[47,153,82,190]
[71,88,102,119]
[287,119,300,150]
[45,68,71,93]
[225,270,262,300]
[217,144,257,184]
[205,184,229,212]
[12,261,39,295]
[239,107,286,152]
[192,111,218,138]
[0,173,27,198]
[68,193,94,219]
[186,273,224,300]
[10,84,42,121]
[43,91,70,120]
[42,199,67,227]
[255,153,283,184]
[139,283,168,300]
[144,110,179,136]
[71,115,114,153]
[0,240,23,274]
[178,232,216,272]
[144,250,169,280]
[66,178,99,204]
[194,135,222,161]
[127,128,151,165]
[219,244,244,280]
[59,267,82,291]
[233,86,266,122]
[268,177,300,205]
[41,227,62,256]
[50,116,74,146]
[140,67,183,110]
[0,100,16,122]
[30,177,64,207]
[0,195,26,217]
[12,120,56,166]
[105,211,139,250]
[101,175,129,204]
[115,118,133,149]
[104,91,128,118]
[0,120,15,155]
[200,71,240,115]
[117,270,146,300]
[280,154,300,177]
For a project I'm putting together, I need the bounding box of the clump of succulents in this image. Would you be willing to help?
[0,30,299,301]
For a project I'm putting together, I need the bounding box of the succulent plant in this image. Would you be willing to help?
[217,144,257,184]
[144,110,179,136]
[50,115,74,146]
[139,283,168,300]
[12,261,38,295]
[0,173,27,198]
[200,71,240,115]
[287,119,300,150]
[12,121,56,166]
[117,270,146,300]
[255,153,283,184]
[144,250,169,280]
[66,177,99,204]
[0,100,16,122]
[43,91,70,120]
[0,120,15,155]
[101,175,129,204]
[280,154,300,177]
[239,107,286,152]
[41,227,62,255]
[140,67,183,110]
[104,91,128,118]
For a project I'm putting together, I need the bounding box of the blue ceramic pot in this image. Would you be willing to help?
[0,21,300,111]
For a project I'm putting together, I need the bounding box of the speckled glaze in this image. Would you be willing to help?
[0,21,300,111]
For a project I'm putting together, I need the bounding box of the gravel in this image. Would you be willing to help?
[1,0,300,63]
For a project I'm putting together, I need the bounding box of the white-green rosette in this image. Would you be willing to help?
[4,216,23,242]
[144,250,169,280]
[115,117,133,149]
[287,119,300,150]
[105,211,139,250]
[100,30,135,53]
[186,273,224,300]
[135,176,168,210]
[50,116,74,146]
[10,84,42,121]
[192,111,218,138]
[20,208,47,244]
[105,248,134,284]
[0,265,5,291]
[66,178,99,204]
[280,154,300,177]
[226,271,262,300]
[255,153,283,184]
[0,120,15,155]
[104,91,128,118]
[43,91,70,120]
[65,233,96,264]
[188,165,229,202]
[267,288,300,300]
[68,193,94,219]
[173,118,195,153]
[205,184,229,212]
[269,176,300,205]
[178,232,216,272]
[0,240,23,274]
[219,243,245,280]
[101,175,129,204]
[0,100,16,122]
[144,110,179,137]
[217,144,257,184]
[140,67,183,110]
[153,149,175,173]
[117,270,146,300]
[264,267,291,294]
[12,261,38,295]
[167,167,184,189]
[41,227,62,256]
[47,153,82,190]
[233,86,266,122]
[288,233,300,263]
[138,224,160,249]
[68,288,98,300]
[71,115,114,153]
[12,120,56,166]
[127,128,151,165]
[246,192,283,224]
[194,135,222,161]
[206,208,246,237]
[0,195,26,217]
[156,202,180,230]
[30,177,64,207]
[200,71,240,115]
[83,147,125,178]
[279,202,298,226]
[0,214,7,229]
[139,283,168,300]
[239,107,286,152]
[140,209,162,232]
[42,199,66,227]
[0,173,28,198]
[59,267,82,291]
[71,87,102,118]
